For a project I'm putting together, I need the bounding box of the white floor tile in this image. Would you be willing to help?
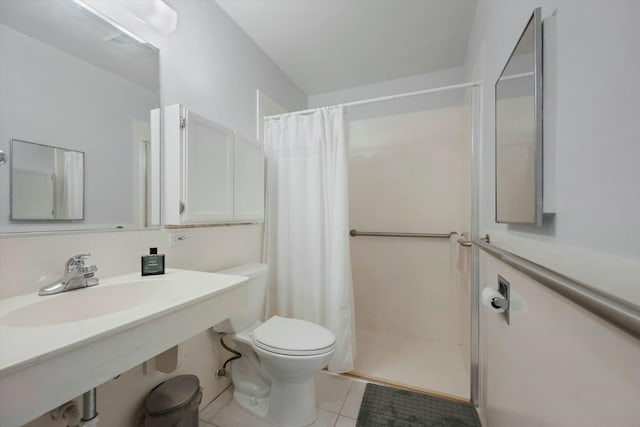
[200,386,234,422]
[334,416,357,427]
[309,409,339,427]
[341,380,367,419]
[203,373,363,426]
[314,372,353,414]
[209,399,274,427]
[353,330,470,399]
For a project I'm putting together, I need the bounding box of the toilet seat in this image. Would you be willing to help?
[252,316,336,356]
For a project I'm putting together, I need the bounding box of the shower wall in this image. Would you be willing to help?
[349,105,471,347]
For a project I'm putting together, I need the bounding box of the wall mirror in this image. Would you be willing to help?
[0,0,161,234]
[495,7,543,225]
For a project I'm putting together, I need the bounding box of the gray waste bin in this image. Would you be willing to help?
[144,375,202,427]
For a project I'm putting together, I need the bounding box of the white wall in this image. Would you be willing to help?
[0,24,159,231]
[479,254,640,427]
[466,1,640,425]
[0,1,307,426]
[161,0,306,135]
[466,0,640,303]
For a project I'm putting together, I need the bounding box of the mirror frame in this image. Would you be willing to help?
[494,7,543,226]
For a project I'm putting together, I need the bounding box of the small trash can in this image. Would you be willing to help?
[143,375,202,427]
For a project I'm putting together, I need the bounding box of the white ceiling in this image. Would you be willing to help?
[216,0,477,95]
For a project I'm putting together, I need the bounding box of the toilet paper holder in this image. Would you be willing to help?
[495,275,511,324]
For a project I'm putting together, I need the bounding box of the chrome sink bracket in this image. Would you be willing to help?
[82,388,98,424]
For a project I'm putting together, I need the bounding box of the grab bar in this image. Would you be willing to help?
[349,229,456,239]
[457,237,472,247]
[349,229,473,247]
[473,236,640,341]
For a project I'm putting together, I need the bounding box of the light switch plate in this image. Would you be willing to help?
[169,232,188,247]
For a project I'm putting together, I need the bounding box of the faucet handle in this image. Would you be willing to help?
[65,253,91,271]
[81,264,97,275]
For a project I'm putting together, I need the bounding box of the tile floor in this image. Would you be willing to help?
[199,371,367,427]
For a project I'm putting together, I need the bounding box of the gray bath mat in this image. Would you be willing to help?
[356,383,481,427]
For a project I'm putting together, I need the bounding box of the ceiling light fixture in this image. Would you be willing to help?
[115,0,177,36]
[71,0,148,44]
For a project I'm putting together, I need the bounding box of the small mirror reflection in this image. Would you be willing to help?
[11,140,84,221]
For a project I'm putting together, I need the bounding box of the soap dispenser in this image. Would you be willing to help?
[142,247,165,276]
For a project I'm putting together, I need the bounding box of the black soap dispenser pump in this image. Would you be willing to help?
[142,247,165,276]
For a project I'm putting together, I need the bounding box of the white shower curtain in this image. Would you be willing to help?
[54,150,83,219]
[264,106,356,373]
[62,151,83,219]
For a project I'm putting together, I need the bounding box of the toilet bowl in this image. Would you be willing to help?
[213,264,336,427]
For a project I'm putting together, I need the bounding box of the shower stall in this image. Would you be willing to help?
[343,84,477,400]
[264,81,480,402]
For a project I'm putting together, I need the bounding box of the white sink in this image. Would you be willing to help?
[0,269,248,427]
[3,279,176,326]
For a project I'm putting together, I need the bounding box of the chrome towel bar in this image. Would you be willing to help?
[473,236,640,341]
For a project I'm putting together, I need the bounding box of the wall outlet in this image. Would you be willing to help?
[169,232,188,247]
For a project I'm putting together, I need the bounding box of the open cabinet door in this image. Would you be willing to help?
[182,110,234,223]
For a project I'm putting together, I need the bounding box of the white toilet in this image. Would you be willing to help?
[213,263,336,427]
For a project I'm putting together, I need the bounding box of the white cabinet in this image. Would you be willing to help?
[164,105,264,225]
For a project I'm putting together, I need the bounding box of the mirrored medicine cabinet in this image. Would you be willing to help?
[495,7,543,226]
[0,0,161,234]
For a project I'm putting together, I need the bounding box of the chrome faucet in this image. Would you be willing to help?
[39,253,99,296]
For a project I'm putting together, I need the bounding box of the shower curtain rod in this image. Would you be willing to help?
[264,80,481,120]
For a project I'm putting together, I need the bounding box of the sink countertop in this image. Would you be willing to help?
[0,268,248,378]
[0,268,249,426]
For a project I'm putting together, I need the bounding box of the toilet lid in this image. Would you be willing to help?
[252,316,336,356]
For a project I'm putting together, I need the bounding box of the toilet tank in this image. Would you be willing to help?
[213,263,268,333]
